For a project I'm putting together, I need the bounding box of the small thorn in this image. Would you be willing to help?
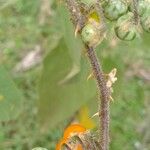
[74,24,80,37]
[92,112,99,118]
[87,72,94,81]
[109,96,114,102]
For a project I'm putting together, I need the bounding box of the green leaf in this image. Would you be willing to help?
[57,4,83,68]
[37,39,96,129]
[0,65,23,121]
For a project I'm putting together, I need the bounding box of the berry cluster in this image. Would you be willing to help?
[80,0,150,46]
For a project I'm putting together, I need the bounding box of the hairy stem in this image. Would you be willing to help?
[85,45,110,150]
[65,0,110,149]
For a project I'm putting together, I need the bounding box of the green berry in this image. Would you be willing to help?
[138,0,149,16]
[115,13,137,41]
[103,0,128,21]
[129,0,150,16]
[81,23,102,47]
[141,13,150,32]
[115,27,136,41]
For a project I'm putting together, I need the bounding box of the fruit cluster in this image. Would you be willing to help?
[81,0,150,46]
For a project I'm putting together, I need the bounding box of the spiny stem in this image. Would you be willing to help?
[65,0,110,149]
[65,0,85,29]
[85,45,110,150]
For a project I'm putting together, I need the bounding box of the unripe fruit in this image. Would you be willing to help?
[141,13,150,32]
[81,22,102,47]
[103,0,128,21]
[138,0,149,16]
[115,13,137,41]
[129,0,150,16]
[115,26,136,41]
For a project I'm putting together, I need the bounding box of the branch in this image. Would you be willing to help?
[85,45,110,150]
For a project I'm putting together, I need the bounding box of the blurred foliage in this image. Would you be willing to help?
[0,0,150,150]
[0,65,23,121]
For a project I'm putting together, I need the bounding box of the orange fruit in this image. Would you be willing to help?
[63,124,86,139]
[76,144,83,150]
[55,138,67,150]
[56,124,86,150]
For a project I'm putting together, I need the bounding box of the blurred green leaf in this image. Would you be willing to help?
[0,65,23,121]
[57,4,83,67]
[37,39,96,129]
[0,0,18,10]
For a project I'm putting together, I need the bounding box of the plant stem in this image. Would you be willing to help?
[64,0,110,149]
[85,45,110,150]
